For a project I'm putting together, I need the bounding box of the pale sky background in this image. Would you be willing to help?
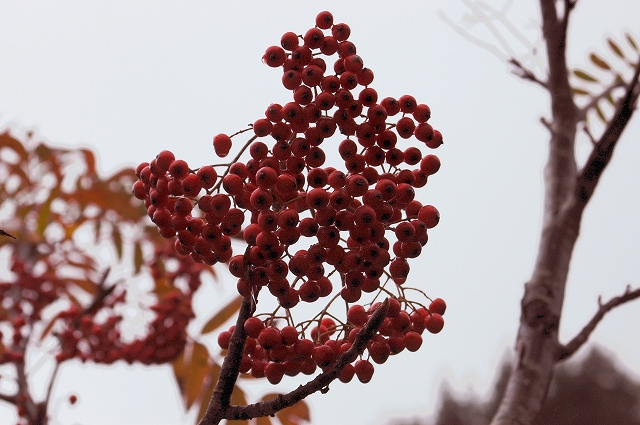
[1,1,639,425]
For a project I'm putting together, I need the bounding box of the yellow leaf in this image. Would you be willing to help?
[573,69,599,83]
[66,278,99,295]
[195,362,221,422]
[626,32,639,51]
[39,315,60,341]
[572,87,590,96]
[0,132,28,160]
[275,400,310,425]
[595,104,607,123]
[81,149,97,176]
[226,387,249,425]
[607,38,625,58]
[589,53,610,70]
[200,295,243,334]
[173,342,213,410]
[256,416,273,425]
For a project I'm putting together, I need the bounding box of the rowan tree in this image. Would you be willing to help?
[441,1,640,424]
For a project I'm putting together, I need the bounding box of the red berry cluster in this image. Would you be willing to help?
[133,10,446,385]
[0,246,203,367]
[217,296,446,384]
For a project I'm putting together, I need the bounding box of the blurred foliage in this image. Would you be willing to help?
[0,130,307,425]
[391,346,640,425]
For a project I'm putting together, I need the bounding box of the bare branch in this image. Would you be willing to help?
[475,0,538,53]
[556,285,640,361]
[0,229,16,239]
[463,0,518,59]
[225,299,391,421]
[508,58,547,88]
[438,11,508,62]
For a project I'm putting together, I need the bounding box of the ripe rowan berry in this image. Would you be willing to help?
[424,313,444,334]
[263,45,287,68]
[354,359,374,383]
[418,205,440,229]
[426,129,444,149]
[213,134,232,157]
[429,298,447,315]
[356,67,375,86]
[348,304,368,327]
[281,32,300,51]
[315,11,334,29]
[303,28,325,49]
[244,317,265,339]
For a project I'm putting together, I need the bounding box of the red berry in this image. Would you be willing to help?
[424,313,445,334]
[315,11,334,29]
[303,28,325,49]
[244,317,265,339]
[263,45,287,67]
[69,395,78,405]
[258,327,282,350]
[264,362,286,384]
[426,129,444,149]
[354,359,374,383]
[217,330,232,349]
[429,298,447,315]
[420,154,441,175]
[404,332,423,352]
[281,32,300,51]
[213,134,232,158]
[418,205,440,229]
[313,344,335,367]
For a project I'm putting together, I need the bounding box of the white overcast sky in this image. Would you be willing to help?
[1,1,639,425]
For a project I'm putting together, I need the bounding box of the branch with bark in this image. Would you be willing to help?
[556,285,640,361]
[198,298,390,424]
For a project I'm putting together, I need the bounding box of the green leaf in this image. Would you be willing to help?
[626,32,639,51]
[607,38,626,59]
[573,69,599,83]
[589,53,610,70]
[200,295,243,335]
[133,241,144,274]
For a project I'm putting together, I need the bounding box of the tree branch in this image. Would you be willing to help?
[575,59,640,203]
[198,296,253,425]
[508,58,547,88]
[225,299,390,421]
[556,285,640,361]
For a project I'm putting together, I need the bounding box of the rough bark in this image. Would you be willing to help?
[491,1,640,424]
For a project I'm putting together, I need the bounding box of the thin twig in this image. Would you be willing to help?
[508,58,547,88]
[556,285,640,361]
